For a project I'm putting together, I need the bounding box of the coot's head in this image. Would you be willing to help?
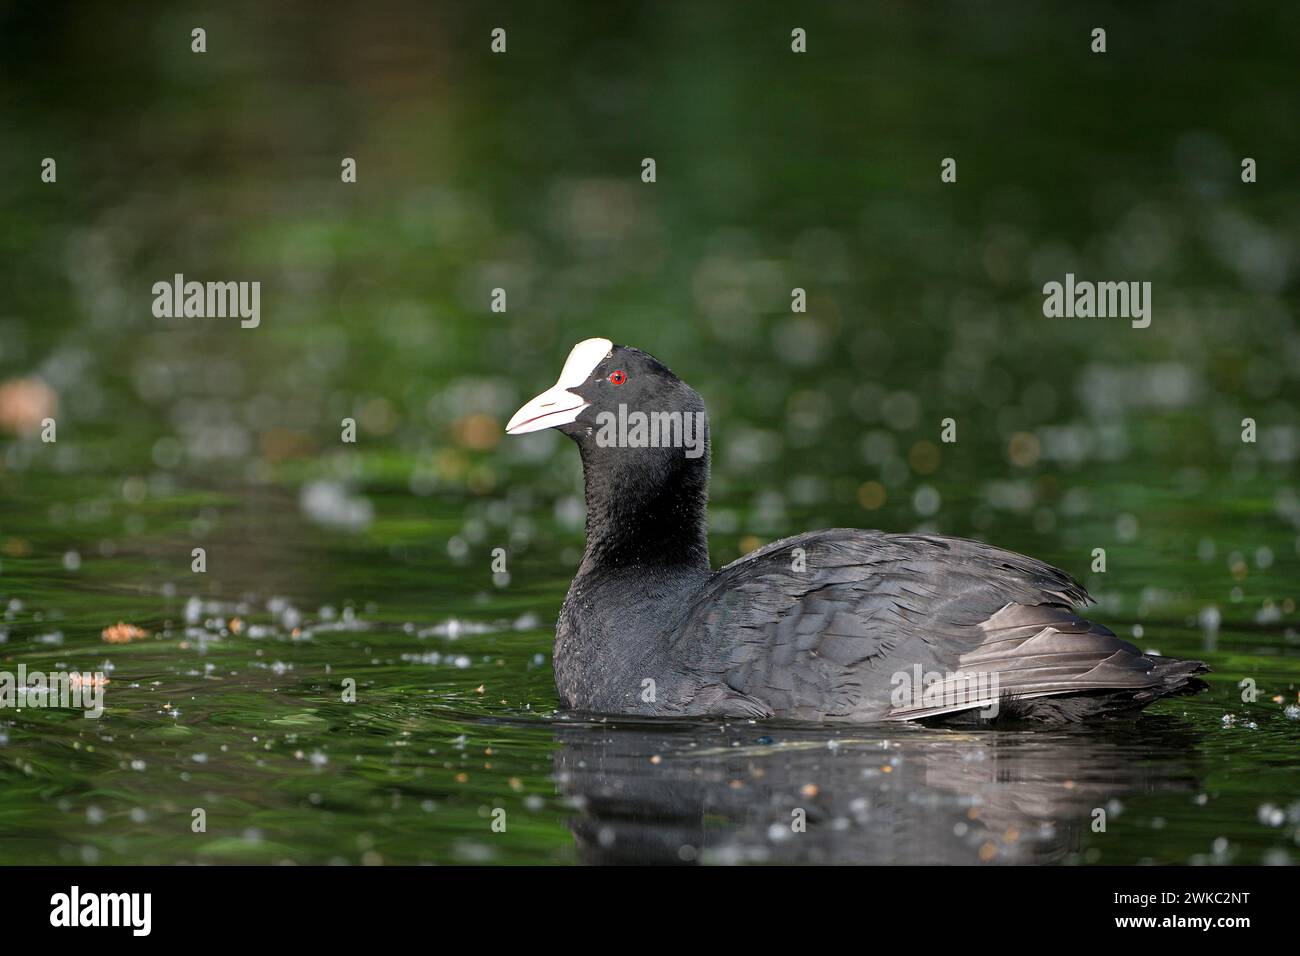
[506,338,706,452]
[506,338,711,566]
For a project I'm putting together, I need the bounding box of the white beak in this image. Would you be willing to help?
[505,337,613,435]
[504,382,588,435]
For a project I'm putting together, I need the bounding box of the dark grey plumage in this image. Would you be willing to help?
[513,341,1208,723]
[668,530,1206,722]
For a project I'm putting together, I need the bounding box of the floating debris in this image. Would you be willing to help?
[101,621,147,644]
[419,618,498,639]
[1258,804,1285,827]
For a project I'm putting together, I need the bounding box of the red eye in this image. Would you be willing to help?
[608,369,627,386]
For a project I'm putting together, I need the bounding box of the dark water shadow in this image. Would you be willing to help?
[552,716,1205,864]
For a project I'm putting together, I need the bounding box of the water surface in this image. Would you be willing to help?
[1,1,1298,865]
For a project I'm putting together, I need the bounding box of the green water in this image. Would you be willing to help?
[1,2,1298,864]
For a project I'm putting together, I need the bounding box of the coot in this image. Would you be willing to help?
[506,338,1208,723]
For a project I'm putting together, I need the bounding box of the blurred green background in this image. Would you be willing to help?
[0,1,1297,865]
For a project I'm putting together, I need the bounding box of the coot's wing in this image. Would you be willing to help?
[672,529,1198,721]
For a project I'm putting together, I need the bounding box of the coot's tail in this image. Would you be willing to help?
[888,601,1210,723]
[968,656,1208,725]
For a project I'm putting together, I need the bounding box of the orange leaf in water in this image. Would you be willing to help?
[101,621,148,644]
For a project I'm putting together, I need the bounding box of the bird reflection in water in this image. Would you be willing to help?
[553,718,1203,864]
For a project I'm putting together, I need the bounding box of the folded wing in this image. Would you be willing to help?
[673,529,1205,721]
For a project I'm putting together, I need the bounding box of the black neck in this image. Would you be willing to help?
[575,443,711,579]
